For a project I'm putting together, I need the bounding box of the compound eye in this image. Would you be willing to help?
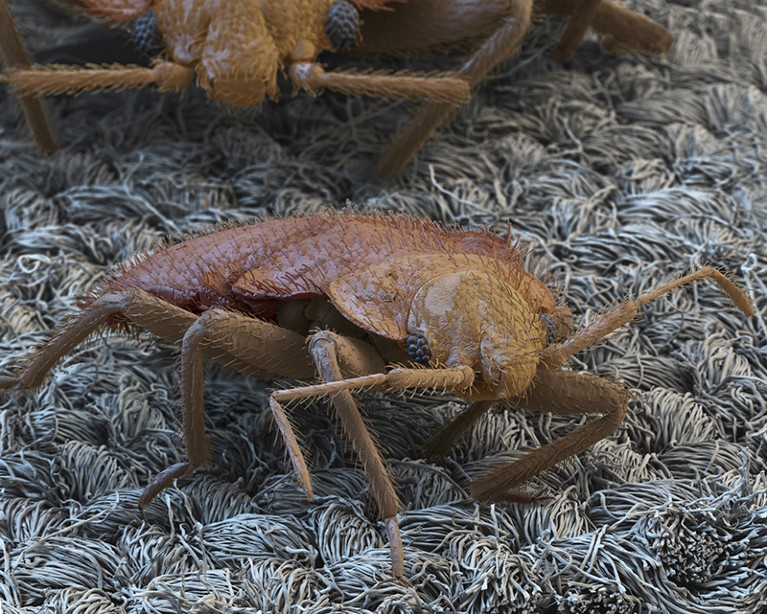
[539,312,556,344]
[128,11,165,58]
[326,0,361,50]
[405,330,432,366]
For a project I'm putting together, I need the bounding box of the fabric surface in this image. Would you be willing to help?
[1,1,766,612]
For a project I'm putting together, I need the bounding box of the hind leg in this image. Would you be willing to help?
[0,293,316,513]
[1,290,196,391]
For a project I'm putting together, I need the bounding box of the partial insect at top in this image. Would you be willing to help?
[0,0,674,173]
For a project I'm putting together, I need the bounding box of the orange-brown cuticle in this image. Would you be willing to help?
[407,270,547,397]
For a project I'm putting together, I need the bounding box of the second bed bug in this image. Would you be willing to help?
[0,213,753,577]
[0,0,673,173]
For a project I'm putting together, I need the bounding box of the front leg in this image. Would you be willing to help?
[468,369,630,502]
[289,60,470,105]
[305,330,405,577]
[6,62,194,98]
[288,35,467,105]
[269,340,475,578]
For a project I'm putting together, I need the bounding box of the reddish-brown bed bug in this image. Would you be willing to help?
[0,212,752,577]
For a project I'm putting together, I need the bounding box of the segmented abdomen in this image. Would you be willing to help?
[96,214,524,318]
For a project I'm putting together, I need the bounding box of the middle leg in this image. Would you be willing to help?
[305,329,405,578]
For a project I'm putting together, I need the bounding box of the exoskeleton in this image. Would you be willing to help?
[0,0,673,173]
[0,213,753,577]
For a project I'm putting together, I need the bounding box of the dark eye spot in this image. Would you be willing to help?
[539,313,556,344]
[405,331,432,365]
[326,0,361,50]
[128,11,165,58]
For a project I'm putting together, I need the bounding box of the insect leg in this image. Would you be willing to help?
[540,266,753,369]
[75,0,153,22]
[551,0,602,61]
[0,291,313,511]
[540,0,674,55]
[0,289,194,391]
[159,308,316,511]
[269,365,476,404]
[0,0,58,151]
[351,0,405,9]
[468,369,630,502]
[6,61,193,98]
[421,400,495,459]
[272,333,474,577]
[306,330,405,578]
[289,62,470,105]
[374,0,533,175]
[0,289,203,509]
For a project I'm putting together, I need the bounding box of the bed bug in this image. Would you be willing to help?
[0,212,753,578]
[0,0,673,173]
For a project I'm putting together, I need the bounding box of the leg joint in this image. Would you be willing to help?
[605,384,631,426]
[308,330,386,379]
[307,328,340,353]
[182,309,218,349]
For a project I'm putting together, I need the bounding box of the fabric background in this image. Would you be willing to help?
[1,1,766,611]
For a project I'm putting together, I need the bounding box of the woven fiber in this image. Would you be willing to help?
[1,1,766,611]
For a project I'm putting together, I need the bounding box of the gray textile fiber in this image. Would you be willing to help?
[1,1,766,612]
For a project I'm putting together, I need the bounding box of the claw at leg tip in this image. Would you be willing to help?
[385,515,405,579]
